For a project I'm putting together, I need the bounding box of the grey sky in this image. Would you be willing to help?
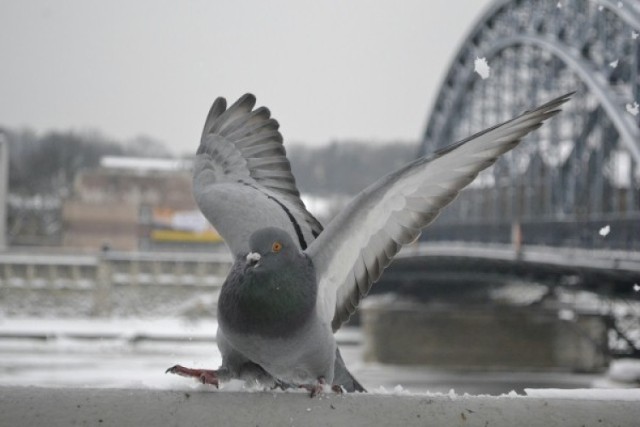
[0,0,492,154]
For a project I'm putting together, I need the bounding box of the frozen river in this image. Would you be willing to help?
[0,317,607,395]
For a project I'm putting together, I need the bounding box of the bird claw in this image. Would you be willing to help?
[331,384,344,394]
[165,364,219,387]
[300,377,344,398]
[271,379,293,391]
[308,383,324,398]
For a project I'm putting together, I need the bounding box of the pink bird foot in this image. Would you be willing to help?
[165,364,219,387]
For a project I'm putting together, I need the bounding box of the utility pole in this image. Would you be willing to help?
[0,133,7,251]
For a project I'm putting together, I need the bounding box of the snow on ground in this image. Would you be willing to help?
[608,358,640,384]
[0,316,218,340]
[0,317,362,391]
[524,388,640,401]
[367,385,640,401]
[0,316,637,397]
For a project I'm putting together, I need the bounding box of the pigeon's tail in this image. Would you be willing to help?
[333,347,366,393]
[341,368,366,393]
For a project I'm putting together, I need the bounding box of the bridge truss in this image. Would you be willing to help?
[420,0,640,250]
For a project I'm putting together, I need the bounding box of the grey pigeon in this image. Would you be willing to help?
[167,91,573,394]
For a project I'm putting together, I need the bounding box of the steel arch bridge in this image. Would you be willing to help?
[419,0,640,250]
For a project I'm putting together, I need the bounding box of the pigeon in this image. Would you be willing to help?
[167,91,573,394]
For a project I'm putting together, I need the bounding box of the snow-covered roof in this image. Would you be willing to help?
[100,156,193,173]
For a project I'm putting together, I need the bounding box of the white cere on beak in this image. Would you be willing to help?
[246,252,261,266]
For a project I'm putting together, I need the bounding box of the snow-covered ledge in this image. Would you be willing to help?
[1,386,639,427]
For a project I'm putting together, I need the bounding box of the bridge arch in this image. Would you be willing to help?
[419,0,640,250]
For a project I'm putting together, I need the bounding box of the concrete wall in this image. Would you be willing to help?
[361,296,608,372]
[1,386,638,427]
[0,251,230,317]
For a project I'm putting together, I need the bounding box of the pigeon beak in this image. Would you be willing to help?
[246,252,261,267]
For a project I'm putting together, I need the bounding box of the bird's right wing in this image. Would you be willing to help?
[193,94,323,256]
[307,93,574,331]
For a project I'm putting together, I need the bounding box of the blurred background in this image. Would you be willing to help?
[0,0,639,394]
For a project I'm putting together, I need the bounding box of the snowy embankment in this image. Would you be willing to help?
[1,386,639,427]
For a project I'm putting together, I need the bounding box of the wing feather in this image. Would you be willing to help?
[307,92,574,331]
[193,94,323,255]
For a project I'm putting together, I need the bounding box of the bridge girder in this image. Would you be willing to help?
[419,0,640,250]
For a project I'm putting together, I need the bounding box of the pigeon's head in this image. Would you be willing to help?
[245,227,300,270]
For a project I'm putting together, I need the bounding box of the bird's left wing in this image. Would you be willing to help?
[193,94,323,256]
[306,93,573,331]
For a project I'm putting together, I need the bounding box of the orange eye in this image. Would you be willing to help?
[272,241,282,253]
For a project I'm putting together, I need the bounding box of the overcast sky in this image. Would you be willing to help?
[0,0,493,154]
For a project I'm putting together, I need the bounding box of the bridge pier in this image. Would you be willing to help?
[361,295,609,372]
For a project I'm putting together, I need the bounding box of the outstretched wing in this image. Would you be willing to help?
[193,94,322,256]
[307,93,574,331]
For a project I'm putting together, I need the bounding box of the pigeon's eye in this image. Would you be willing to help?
[272,241,282,253]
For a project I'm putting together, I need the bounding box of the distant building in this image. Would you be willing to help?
[62,156,222,251]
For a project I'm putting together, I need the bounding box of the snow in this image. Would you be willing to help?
[608,358,640,384]
[609,59,619,68]
[371,384,413,396]
[371,385,406,395]
[558,309,576,321]
[489,282,548,306]
[371,387,462,398]
[100,156,192,173]
[0,317,219,341]
[626,101,639,116]
[474,57,490,79]
[598,224,610,237]
[368,387,640,401]
[524,388,640,401]
[0,316,636,399]
[556,289,628,315]
[633,31,639,39]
